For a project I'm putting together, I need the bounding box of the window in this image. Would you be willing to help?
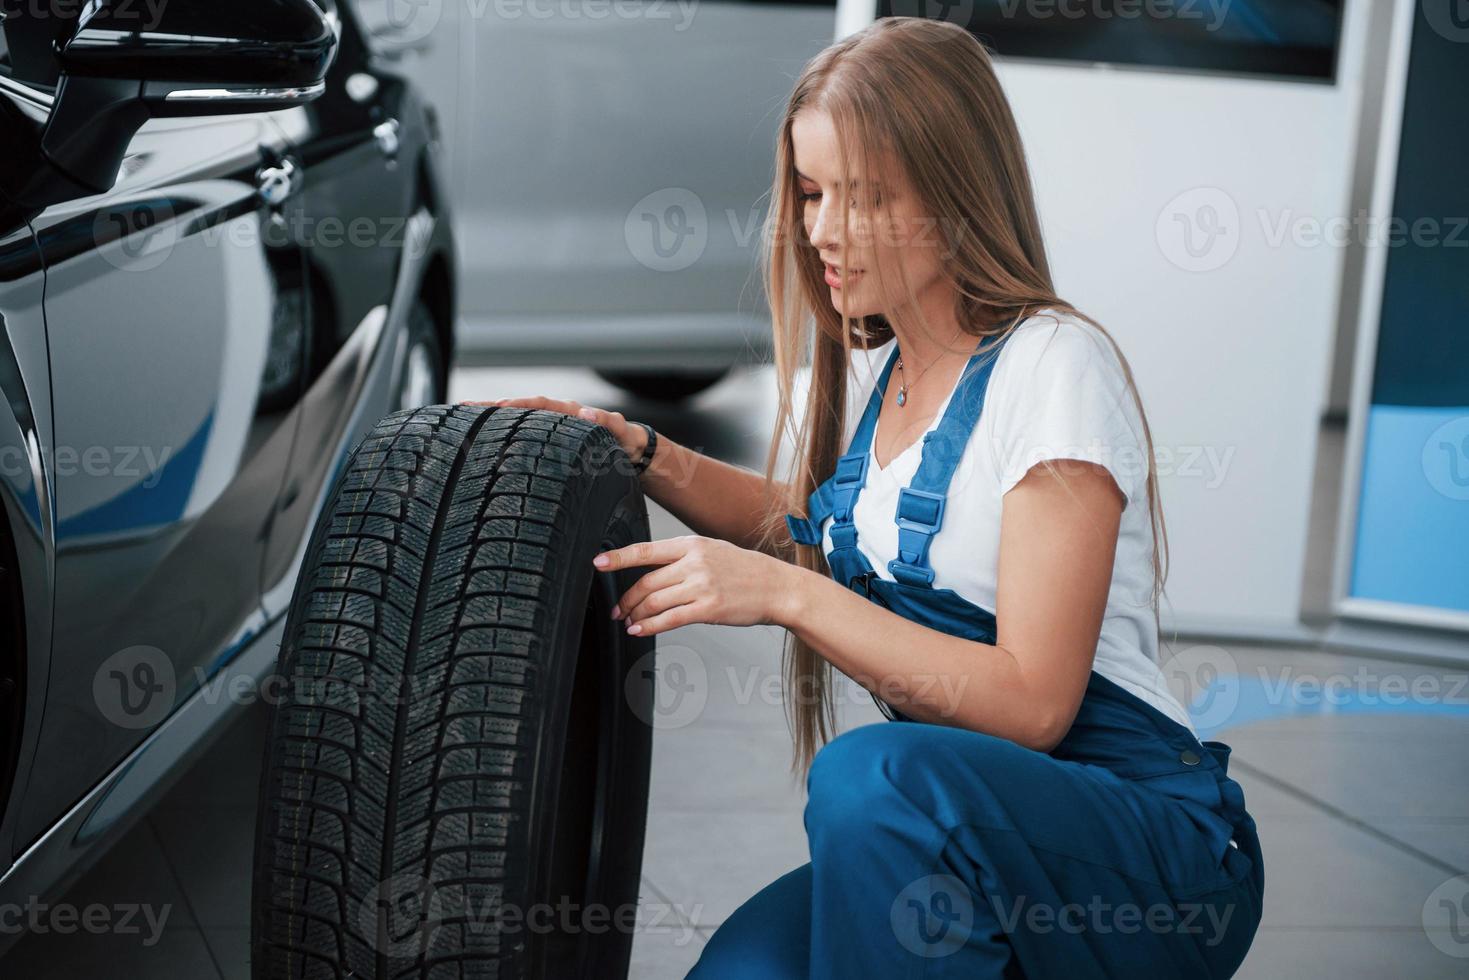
[1345,0,1469,617]
[880,0,1342,82]
[0,8,63,89]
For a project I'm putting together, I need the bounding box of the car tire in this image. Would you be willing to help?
[595,367,729,402]
[251,404,656,979]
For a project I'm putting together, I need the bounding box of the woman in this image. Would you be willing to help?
[470,16,1263,978]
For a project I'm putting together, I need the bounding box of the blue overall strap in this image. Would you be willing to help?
[888,336,1008,586]
[784,345,901,547]
[783,480,831,545]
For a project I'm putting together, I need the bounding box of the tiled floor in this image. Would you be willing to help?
[5,364,1466,977]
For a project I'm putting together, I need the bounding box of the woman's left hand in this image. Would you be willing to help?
[595,535,796,637]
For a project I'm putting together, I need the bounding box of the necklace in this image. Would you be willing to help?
[895,336,974,407]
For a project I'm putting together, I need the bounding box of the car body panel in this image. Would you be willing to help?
[13,108,307,847]
[423,0,836,367]
[0,188,58,870]
[0,0,456,932]
[261,4,456,617]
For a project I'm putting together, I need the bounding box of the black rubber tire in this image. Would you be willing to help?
[594,367,729,402]
[250,404,655,979]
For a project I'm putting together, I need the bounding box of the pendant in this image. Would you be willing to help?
[897,387,907,406]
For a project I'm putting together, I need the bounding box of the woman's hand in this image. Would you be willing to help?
[594,534,799,636]
[461,395,647,464]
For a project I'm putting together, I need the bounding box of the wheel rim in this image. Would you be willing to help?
[396,340,438,413]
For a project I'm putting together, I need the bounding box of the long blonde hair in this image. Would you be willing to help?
[750,17,1172,781]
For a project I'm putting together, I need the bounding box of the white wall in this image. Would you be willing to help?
[1011,62,1361,633]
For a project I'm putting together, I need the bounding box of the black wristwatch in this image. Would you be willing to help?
[629,421,657,474]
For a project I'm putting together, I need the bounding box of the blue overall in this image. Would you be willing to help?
[687,338,1265,978]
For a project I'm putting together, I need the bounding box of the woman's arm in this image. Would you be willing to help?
[636,429,789,554]
[775,458,1123,751]
[464,397,788,551]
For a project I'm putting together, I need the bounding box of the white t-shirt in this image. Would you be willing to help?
[818,310,1195,733]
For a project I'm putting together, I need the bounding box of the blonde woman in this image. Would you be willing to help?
[473,16,1263,977]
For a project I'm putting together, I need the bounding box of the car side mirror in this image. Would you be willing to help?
[37,0,337,198]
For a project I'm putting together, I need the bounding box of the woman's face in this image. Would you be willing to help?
[791,108,949,321]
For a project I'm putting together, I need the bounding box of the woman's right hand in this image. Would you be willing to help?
[460,396,649,466]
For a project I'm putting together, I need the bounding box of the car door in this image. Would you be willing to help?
[10,99,312,844]
[0,74,60,865]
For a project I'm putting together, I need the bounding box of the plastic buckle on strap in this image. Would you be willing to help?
[894,487,945,532]
[889,487,944,586]
[784,513,822,546]
[887,557,936,587]
[833,452,867,486]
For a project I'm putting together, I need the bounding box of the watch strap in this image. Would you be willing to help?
[631,421,657,474]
